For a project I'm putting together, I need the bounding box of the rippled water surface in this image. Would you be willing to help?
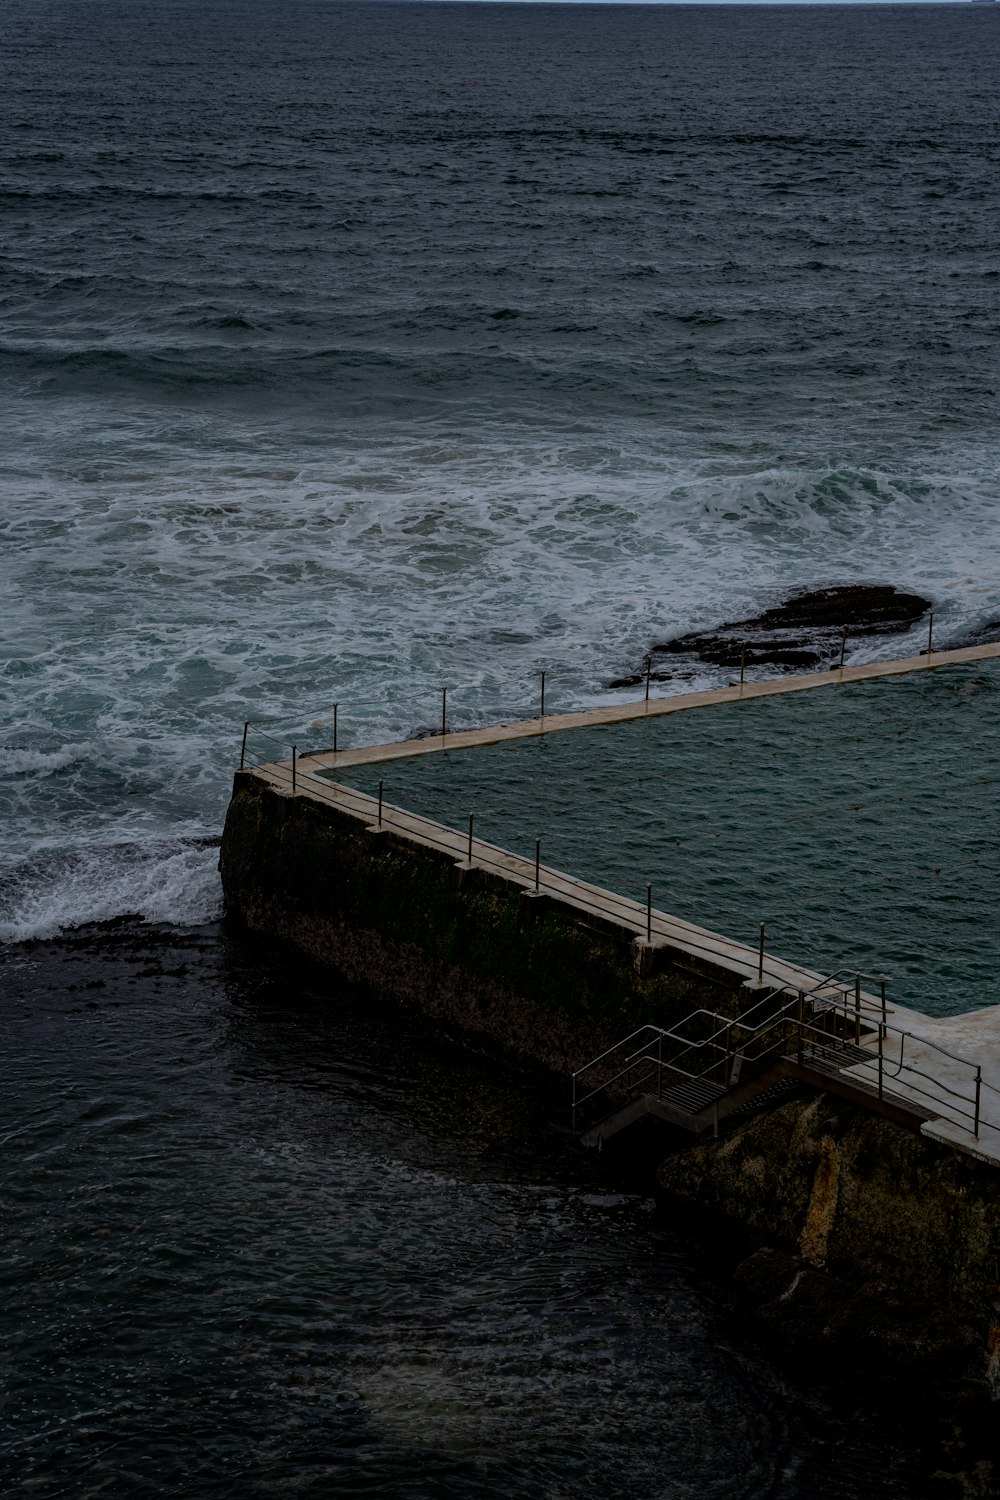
[3,0,1000,937]
[2,927,952,1497]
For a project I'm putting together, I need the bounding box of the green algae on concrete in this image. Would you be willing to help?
[219,772,753,1075]
[657,1090,1000,1391]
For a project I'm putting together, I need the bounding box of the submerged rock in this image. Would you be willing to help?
[609,583,931,688]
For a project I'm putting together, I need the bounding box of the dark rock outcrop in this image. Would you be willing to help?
[610,583,931,687]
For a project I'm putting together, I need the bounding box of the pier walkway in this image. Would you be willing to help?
[287,639,1000,773]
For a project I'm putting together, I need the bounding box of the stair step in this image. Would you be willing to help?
[659,1077,725,1112]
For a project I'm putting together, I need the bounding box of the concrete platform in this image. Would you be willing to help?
[247,748,1000,1167]
[245,640,1000,1167]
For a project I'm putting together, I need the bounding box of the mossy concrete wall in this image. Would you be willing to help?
[220,770,1000,1397]
[658,1093,1000,1394]
[219,771,754,1074]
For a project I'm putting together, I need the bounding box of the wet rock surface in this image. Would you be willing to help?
[610,584,932,688]
[947,617,1000,651]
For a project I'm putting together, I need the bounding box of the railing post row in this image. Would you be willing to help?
[240,720,249,770]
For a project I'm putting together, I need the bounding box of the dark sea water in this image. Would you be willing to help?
[4,1,1000,1492]
[0,925,967,1497]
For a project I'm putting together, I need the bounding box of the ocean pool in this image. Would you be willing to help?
[332,663,1000,1019]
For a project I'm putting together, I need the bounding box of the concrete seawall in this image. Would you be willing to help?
[220,748,1000,1395]
[220,769,755,1074]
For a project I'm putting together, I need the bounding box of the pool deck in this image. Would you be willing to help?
[296,639,1000,772]
[247,638,1000,1165]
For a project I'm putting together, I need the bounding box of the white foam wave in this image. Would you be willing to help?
[3,418,1000,945]
[0,743,94,778]
[0,840,223,944]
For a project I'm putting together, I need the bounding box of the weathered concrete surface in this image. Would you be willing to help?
[219,771,753,1074]
[657,1092,1000,1390]
[297,639,1000,776]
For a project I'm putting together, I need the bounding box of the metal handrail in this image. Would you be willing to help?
[573,966,880,1093]
[573,975,989,1141]
[242,757,815,992]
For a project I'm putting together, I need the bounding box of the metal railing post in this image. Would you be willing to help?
[839,625,847,670]
[740,642,746,687]
[854,973,861,1045]
[540,670,546,719]
[645,656,652,703]
[927,612,934,657]
[291,745,297,795]
[797,989,805,1063]
[534,838,541,893]
[757,923,766,986]
[240,720,249,769]
[441,687,447,739]
[467,811,474,864]
[378,779,383,827]
[333,703,338,755]
[975,1066,982,1139]
[646,884,653,943]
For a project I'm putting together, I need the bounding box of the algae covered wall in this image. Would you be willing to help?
[219,770,751,1073]
[658,1092,1000,1388]
[221,769,1000,1395]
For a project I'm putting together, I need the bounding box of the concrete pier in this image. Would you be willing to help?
[231,744,1000,1168]
[222,642,1000,1387]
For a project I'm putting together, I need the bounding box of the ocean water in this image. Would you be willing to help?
[4,1,1000,1491]
[2,927,950,1498]
[4,0,1000,939]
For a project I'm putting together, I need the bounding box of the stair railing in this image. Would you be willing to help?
[572,969,989,1142]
